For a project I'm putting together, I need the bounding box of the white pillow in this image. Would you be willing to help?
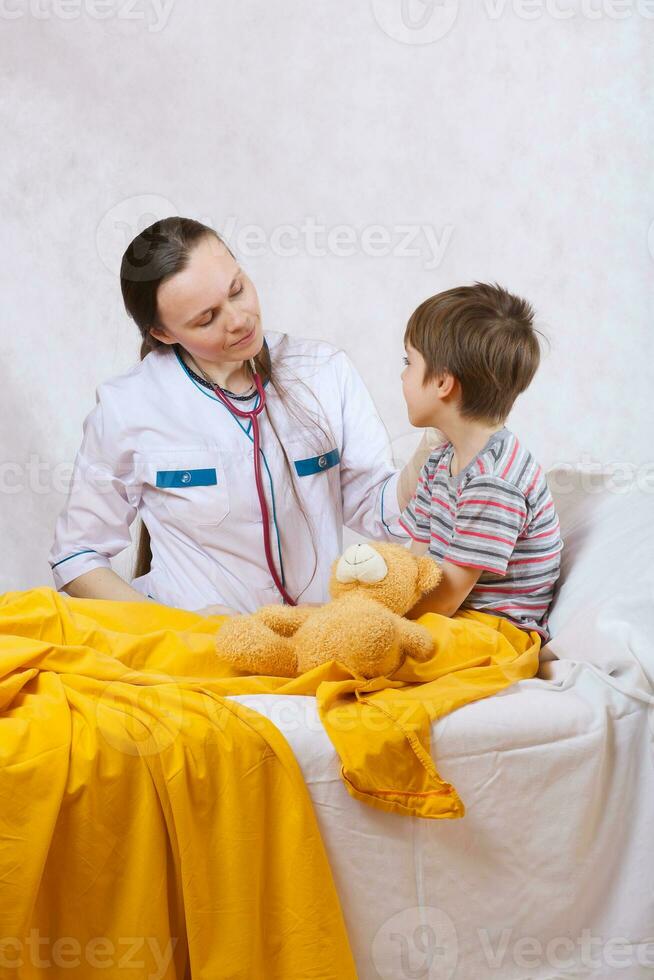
[540,467,654,698]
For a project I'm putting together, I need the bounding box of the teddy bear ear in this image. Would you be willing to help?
[418,555,443,594]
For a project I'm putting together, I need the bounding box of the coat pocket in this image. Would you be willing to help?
[143,449,230,528]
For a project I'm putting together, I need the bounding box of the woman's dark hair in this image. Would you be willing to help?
[120,215,332,601]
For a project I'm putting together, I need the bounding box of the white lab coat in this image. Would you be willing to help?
[48,331,409,612]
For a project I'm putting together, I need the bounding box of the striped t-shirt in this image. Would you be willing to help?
[399,426,563,642]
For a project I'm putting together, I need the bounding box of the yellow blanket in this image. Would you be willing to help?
[0,586,540,978]
[0,588,356,980]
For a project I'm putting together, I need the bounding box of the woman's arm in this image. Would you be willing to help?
[335,351,445,540]
[48,386,143,593]
[63,567,157,603]
[64,569,240,616]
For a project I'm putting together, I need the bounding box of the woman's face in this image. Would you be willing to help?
[149,235,263,364]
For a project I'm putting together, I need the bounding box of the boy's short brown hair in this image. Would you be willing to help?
[404,282,544,426]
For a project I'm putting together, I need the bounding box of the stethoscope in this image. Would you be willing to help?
[208,363,297,607]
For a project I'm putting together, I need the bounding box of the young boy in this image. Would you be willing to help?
[399,282,563,644]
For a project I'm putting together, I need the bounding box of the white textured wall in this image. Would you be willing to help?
[1,0,652,592]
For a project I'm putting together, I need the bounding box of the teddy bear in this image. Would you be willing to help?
[215,541,443,679]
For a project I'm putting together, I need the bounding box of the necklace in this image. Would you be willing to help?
[179,347,257,400]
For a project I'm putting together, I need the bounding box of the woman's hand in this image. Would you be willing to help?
[195,602,323,616]
[194,604,238,617]
[397,427,448,512]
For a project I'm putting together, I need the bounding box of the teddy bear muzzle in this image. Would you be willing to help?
[335,543,389,584]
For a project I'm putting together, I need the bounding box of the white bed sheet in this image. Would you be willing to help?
[227,469,654,979]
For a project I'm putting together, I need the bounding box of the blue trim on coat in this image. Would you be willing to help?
[51,549,98,569]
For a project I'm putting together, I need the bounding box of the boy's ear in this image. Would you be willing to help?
[436,371,459,399]
[417,556,443,595]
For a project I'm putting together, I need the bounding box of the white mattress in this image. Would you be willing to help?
[228,469,654,979]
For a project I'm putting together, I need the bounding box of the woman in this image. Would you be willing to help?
[48,217,438,615]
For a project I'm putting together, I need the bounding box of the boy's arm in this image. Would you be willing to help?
[407,472,528,620]
[406,559,482,619]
